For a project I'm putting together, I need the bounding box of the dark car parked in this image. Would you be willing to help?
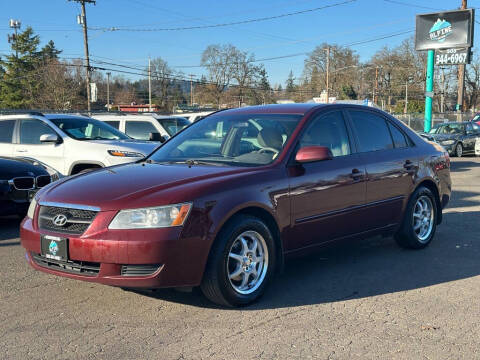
[21,104,451,306]
[419,121,480,157]
[0,157,52,217]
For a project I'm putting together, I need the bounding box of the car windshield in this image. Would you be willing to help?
[148,113,301,166]
[50,117,130,140]
[429,123,464,135]
[157,117,190,136]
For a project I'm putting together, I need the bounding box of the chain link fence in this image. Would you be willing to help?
[395,113,473,132]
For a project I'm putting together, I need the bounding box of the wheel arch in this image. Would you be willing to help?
[211,205,285,274]
[413,178,442,225]
[69,161,104,175]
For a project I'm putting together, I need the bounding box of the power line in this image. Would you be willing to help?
[88,0,356,32]
[382,0,442,10]
[173,29,415,68]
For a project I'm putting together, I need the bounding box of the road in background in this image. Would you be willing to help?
[1,158,479,359]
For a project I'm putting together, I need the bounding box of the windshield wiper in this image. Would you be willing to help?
[171,159,227,167]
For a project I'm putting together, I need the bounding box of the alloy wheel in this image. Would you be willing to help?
[227,230,269,295]
[456,143,463,157]
[412,195,434,243]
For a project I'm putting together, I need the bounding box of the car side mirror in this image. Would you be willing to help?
[296,146,333,163]
[149,132,169,143]
[149,132,162,142]
[40,133,60,144]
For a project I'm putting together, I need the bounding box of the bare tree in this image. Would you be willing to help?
[201,44,237,108]
[33,59,82,110]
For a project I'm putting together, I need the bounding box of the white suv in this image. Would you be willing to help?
[92,113,190,141]
[0,113,158,176]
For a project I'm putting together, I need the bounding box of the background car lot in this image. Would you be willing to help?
[0,157,478,359]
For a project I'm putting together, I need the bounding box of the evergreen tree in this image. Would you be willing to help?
[285,70,296,95]
[0,27,42,108]
[41,40,62,62]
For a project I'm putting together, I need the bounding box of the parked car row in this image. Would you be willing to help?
[419,121,480,157]
[19,104,452,307]
[92,113,190,142]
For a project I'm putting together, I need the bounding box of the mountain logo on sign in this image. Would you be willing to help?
[429,18,452,42]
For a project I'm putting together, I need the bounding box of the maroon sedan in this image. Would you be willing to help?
[21,104,451,306]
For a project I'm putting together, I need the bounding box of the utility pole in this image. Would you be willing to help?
[8,19,21,58]
[189,74,195,106]
[325,47,330,104]
[374,67,379,104]
[71,0,95,113]
[148,57,152,112]
[404,80,408,114]
[457,0,468,121]
[106,72,111,112]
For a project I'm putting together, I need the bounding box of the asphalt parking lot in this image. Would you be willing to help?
[1,157,479,360]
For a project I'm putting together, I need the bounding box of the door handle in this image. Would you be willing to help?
[403,160,415,171]
[16,149,28,153]
[350,168,364,180]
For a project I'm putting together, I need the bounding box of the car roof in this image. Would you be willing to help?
[212,103,391,116]
[44,114,92,120]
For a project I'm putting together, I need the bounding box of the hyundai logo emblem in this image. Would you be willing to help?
[52,214,68,227]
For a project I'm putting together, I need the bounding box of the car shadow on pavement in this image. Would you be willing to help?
[133,209,480,310]
[450,158,480,172]
[0,216,21,241]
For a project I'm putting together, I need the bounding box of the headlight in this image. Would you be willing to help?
[440,140,455,145]
[108,150,144,158]
[109,203,192,229]
[27,197,37,219]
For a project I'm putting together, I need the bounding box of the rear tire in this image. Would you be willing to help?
[201,215,276,307]
[395,186,437,249]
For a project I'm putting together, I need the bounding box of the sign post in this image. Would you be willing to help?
[424,50,435,132]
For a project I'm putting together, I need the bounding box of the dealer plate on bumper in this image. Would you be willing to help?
[40,235,68,262]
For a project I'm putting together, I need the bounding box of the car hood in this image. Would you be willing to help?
[39,162,259,211]
[87,139,158,156]
[0,157,49,180]
[424,133,460,141]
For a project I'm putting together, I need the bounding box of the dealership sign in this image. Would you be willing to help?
[415,9,474,51]
[435,47,471,65]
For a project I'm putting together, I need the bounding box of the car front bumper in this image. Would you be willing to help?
[20,214,210,289]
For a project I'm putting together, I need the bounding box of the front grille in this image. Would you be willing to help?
[121,264,161,277]
[38,205,97,235]
[31,252,100,276]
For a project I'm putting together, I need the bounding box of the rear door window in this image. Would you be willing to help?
[19,119,55,144]
[125,121,158,140]
[0,120,15,143]
[349,111,394,152]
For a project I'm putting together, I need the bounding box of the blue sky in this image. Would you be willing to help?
[0,0,478,86]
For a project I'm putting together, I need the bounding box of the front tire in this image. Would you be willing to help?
[395,186,437,249]
[455,143,463,157]
[201,215,276,307]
